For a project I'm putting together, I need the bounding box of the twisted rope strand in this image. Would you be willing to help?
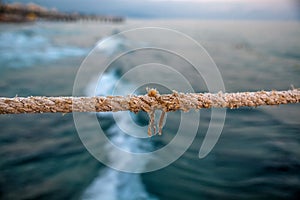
[0,89,299,115]
[1,89,299,136]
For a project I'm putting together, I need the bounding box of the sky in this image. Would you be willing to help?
[4,0,300,20]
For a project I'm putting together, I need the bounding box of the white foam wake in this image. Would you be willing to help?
[83,70,157,200]
[0,28,87,68]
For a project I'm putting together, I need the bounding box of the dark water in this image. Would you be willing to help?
[0,20,300,200]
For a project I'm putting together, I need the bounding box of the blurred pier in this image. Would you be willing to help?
[0,3,124,23]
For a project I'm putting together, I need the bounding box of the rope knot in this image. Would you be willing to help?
[146,88,166,137]
[147,88,159,98]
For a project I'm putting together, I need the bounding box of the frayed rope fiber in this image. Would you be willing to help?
[1,89,299,136]
[1,89,299,115]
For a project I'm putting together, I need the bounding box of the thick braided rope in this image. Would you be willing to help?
[0,89,299,115]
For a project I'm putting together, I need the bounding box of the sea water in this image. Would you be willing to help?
[0,20,299,200]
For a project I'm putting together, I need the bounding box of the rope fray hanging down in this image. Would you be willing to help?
[0,88,299,135]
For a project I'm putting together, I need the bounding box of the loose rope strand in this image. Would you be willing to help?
[158,111,166,136]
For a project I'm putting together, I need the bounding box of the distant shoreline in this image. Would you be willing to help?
[0,3,125,23]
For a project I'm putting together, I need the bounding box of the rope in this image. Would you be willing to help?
[1,88,299,136]
[0,89,299,115]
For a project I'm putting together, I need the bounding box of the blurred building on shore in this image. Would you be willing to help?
[0,2,124,23]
